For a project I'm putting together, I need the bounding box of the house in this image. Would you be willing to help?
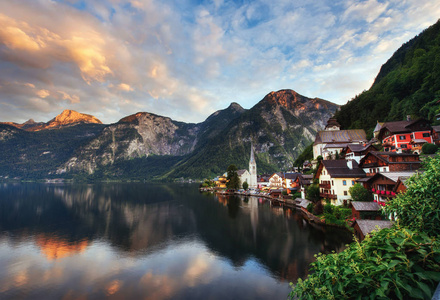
[359,151,421,176]
[315,160,366,206]
[351,201,382,220]
[283,172,302,190]
[293,174,313,199]
[432,125,440,145]
[215,174,227,188]
[313,118,368,160]
[378,117,433,152]
[341,143,376,163]
[257,174,271,188]
[394,175,413,194]
[268,173,284,188]
[352,220,393,241]
[363,171,416,204]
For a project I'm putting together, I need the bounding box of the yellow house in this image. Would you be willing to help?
[315,160,366,206]
[215,174,227,188]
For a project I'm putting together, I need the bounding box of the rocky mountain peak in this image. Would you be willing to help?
[228,102,245,112]
[51,110,102,126]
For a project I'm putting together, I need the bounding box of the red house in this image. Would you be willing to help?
[378,118,433,152]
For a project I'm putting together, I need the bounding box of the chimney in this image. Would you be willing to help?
[407,115,411,121]
[347,160,353,169]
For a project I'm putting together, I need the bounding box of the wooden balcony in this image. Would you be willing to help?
[320,193,337,199]
[319,183,331,189]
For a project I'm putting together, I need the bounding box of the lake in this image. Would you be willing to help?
[0,183,352,299]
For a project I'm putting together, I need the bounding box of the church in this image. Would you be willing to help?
[237,145,258,189]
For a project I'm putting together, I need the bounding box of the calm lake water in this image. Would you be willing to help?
[0,183,352,299]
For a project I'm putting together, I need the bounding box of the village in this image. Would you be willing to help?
[200,115,440,241]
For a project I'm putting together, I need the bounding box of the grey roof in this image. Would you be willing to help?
[411,139,427,144]
[237,169,249,176]
[352,201,381,211]
[321,160,366,178]
[432,125,440,132]
[362,171,417,184]
[298,199,311,209]
[314,129,367,145]
[354,220,394,236]
[283,172,301,180]
[324,143,349,149]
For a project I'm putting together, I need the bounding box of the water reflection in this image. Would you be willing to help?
[0,183,352,299]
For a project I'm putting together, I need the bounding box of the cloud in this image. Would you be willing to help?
[0,0,439,124]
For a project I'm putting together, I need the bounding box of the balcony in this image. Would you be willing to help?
[320,193,337,199]
[319,183,331,189]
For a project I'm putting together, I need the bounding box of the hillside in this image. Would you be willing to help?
[335,19,440,135]
[165,90,339,179]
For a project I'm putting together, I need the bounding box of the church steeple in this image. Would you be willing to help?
[249,144,257,188]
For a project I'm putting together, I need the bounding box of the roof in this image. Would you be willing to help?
[320,160,366,178]
[359,151,420,166]
[411,139,427,144]
[373,122,384,133]
[314,129,367,145]
[298,199,311,209]
[352,201,381,211]
[363,171,417,183]
[347,143,374,153]
[283,173,301,180]
[324,143,349,149]
[432,125,440,132]
[237,169,249,176]
[354,220,394,236]
[378,118,432,139]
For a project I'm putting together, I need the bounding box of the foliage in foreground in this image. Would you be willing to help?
[385,154,440,237]
[290,227,440,300]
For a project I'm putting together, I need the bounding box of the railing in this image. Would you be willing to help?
[319,183,331,189]
[320,193,337,199]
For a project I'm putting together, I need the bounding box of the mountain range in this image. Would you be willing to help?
[0,90,338,180]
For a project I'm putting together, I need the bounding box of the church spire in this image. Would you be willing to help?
[250,143,255,164]
[249,143,257,188]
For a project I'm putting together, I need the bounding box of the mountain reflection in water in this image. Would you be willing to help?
[0,183,352,299]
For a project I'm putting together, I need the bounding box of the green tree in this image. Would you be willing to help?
[242,181,249,190]
[305,184,321,203]
[421,143,439,154]
[385,154,440,237]
[226,164,240,189]
[349,183,373,202]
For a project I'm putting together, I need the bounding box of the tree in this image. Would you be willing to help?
[305,184,321,203]
[421,143,439,154]
[349,183,373,202]
[226,164,240,189]
[242,181,249,190]
[385,154,440,237]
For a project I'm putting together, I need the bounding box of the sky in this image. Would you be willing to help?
[0,0,439,124]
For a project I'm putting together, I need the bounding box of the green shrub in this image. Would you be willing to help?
[306,203,314,213]
[323,203,333,214]
[421,143,438,154]
[290,227,440,300]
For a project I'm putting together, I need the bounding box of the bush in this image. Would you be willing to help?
[306,203,314,213]
[323,203,333,214]
[349,183,373,202]
[290,227,440,300]
[421,143,439,154]
[385,154,440,237]
[313,201,324,215]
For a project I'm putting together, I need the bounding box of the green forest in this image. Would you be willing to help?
[335,19,440,136]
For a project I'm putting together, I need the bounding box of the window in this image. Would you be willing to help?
[331,180,334,186]
[344,191,348,196]
[352,180,355,185]
[401,144,407,149]
[423,133,430,138]
[399,135,406,140]
[343,180,347,186]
